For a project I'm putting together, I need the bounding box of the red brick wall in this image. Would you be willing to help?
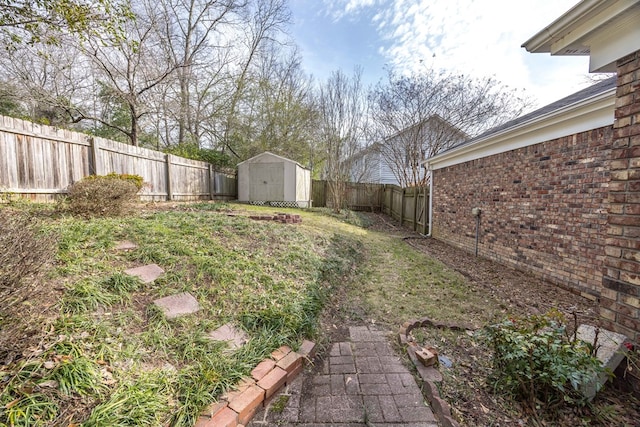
[432,126,612,300]
[602,49,640,341]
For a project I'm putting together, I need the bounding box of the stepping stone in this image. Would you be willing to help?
[207,323,249,350]
[124,264,164,283]
[115,240,138,251]
[153,292,201,319]
[577,324,629,400]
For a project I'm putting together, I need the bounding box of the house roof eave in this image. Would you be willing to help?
[424,87,615,171]
[522,0,640,72]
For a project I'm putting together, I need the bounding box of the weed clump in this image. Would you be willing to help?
[481,310,603,419]
[65,173,143,217]
[0,209,56,305]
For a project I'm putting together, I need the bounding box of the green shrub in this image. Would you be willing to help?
[164,142,232,168]
[66,173,143,217]
[481,310,603,415]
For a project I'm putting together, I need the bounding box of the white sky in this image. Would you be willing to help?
[289,0,599,109]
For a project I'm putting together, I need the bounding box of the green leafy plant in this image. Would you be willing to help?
[1,393,58,427]
[84,371,175,426]
[64,173,143,217]
[164,142,232,169]
[61,279,119,314]
[481,310,604,418]
[44,341,105,397]
[100,273,142,295]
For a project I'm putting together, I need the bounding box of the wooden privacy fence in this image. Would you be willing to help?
[0,115,236,202]
[312,180,429,234]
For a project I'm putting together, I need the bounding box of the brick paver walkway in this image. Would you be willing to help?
[251,325,438,426]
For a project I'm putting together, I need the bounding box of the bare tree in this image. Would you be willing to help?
[222,0,290,158]
[0,0,131,46]
[229,47,317,165]
[70,3,181,146]
[157,0,241,147]
[317,67,367,212]
[369,68,532,187]
[0,38,95,126]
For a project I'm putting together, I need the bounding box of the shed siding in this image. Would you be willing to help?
[237,152,311,207]
[432,126,612,298]
[295,165,311,207]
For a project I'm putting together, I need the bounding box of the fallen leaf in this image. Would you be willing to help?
[6,398,20,409]
[38,380,59,388]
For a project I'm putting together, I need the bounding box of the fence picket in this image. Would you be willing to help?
[0,115,237,202]
[311,180,429,234]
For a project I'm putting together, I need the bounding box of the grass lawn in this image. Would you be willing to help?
[4,201,606,427]
[1,202,371,426]
[3,201,483,427]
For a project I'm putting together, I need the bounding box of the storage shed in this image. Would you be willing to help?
[237,152,311,208]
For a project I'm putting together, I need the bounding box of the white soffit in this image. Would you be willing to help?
[522,0,640,72]
[426,90,614,171]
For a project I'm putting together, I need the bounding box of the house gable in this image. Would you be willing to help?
[353,115,467,186]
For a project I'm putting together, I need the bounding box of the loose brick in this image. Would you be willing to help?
[298,340,316,360]
[200,401,228,418]
[271,346,291,362]
[228,385,264,425]
[208,407,238,427]
[415,347,438,367]
[257,366,287,399]
[276,351,302,374]
[251,359,276,381]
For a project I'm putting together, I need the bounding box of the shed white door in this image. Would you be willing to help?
[249,162,285,201]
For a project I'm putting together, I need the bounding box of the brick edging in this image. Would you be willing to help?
[248,213,302,224]
[195,340,316,427]
[398,318,477,427]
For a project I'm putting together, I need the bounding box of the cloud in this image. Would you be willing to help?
[322,0,380,21]
[325,0,593,106]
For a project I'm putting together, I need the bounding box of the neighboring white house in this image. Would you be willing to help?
[237,152,311,208]
[349,115,467,187]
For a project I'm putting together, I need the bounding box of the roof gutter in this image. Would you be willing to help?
[522,0,605,53]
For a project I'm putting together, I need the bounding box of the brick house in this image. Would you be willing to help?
[424,0,640,341]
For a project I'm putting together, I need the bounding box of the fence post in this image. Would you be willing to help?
[88,137,99,175]
[399,188,405,226]
[208,164,214,200]
[413,187,419,232]
[165,154,173,201]
[423,186,428,235]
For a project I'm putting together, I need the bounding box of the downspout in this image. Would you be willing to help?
[427,166,433,237]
